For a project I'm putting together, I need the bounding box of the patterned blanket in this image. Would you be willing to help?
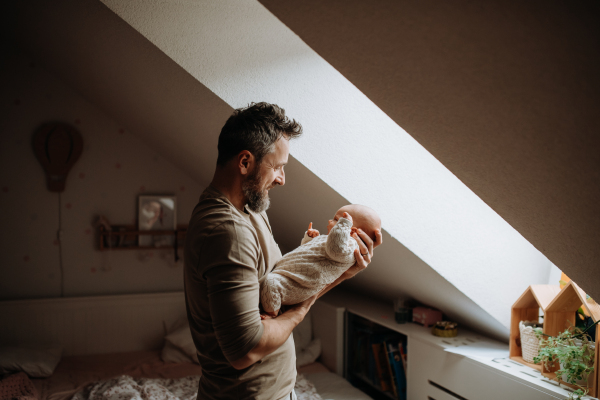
[71,374,322,400]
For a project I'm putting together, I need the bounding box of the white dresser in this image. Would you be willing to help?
[318,289,594,400]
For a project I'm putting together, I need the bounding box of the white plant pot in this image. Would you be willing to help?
[519,321,542,363]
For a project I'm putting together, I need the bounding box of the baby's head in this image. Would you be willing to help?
[327,204,381,241]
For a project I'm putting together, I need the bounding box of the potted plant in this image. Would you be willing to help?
[534,320,599,400]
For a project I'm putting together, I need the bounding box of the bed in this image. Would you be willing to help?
[0,292,372,400]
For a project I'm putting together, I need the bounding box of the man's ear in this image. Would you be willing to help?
[237,150,254,176]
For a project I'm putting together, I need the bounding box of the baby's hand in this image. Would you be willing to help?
[307,222,320,238]
[342,212,353,224]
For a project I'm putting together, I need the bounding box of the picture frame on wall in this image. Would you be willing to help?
[138,195,177,247]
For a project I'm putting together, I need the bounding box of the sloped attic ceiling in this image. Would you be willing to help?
[257,0,600,304]
[9,0,561,340]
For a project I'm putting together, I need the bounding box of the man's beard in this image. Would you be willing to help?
[242,167,270,213]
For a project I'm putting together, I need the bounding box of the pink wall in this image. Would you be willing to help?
[0,51,203,299]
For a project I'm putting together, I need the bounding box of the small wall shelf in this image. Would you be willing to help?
[98,225,187,251]
[509,284,560,371]
[510,282,600,397]
[543,281,600,397]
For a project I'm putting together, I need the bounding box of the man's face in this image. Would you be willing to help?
[242,136,289,213]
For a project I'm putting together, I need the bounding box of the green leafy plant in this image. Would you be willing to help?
[534,320,599,400]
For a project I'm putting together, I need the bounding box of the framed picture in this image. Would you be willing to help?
[138,195,177,247]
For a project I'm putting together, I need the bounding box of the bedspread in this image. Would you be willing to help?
[72,375,199,400]
[69,374,322,400]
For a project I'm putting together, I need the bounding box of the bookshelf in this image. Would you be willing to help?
[346,312,407,400]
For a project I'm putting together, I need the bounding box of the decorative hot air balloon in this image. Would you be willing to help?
[32,122,83,192]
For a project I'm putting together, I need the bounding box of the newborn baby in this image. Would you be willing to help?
[260,204,381,316]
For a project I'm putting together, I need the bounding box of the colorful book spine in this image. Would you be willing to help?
[383,340,398,397]
[371,342,392,392]
[387,342,407,400]
[398,342,407,379]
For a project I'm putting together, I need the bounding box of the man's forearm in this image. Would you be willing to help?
[229,305,307,370]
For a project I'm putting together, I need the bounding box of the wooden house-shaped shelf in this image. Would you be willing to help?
[510,284,561,370]
[543,281,600,397]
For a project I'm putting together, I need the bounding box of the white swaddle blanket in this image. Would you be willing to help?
[260,217,358,313]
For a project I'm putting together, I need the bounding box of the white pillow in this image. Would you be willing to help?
[296,337,322,367]
[162,318,199,363]
[293,311,322,367]
[0,347,62,378]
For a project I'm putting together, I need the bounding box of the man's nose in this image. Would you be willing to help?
[275,170,285,186]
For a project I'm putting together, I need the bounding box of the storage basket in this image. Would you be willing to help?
[519,320,541,363]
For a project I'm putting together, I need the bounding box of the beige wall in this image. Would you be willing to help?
[259,0,600,302]
[0,51,202,299]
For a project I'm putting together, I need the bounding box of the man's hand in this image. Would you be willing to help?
[316,228,383,299]
[307,222,320,238]
[345,228,383,279]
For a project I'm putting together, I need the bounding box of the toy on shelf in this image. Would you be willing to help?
[412,307,442,328]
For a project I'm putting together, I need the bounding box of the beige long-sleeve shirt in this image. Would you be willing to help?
[184,186,295,400]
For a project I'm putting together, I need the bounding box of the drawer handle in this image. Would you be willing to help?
[428,380,469,400]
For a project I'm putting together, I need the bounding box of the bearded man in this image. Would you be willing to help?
[184,102,381,400]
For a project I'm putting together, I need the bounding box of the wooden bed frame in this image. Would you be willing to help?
[0,292,345,374]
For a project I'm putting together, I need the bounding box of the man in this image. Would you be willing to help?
[184,102,382,400]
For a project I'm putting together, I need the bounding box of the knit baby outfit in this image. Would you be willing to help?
[260,217,358,313]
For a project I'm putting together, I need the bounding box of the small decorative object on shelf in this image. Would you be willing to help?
[412,307,442,328]
[431,321,458,337]
[393,298,413,324]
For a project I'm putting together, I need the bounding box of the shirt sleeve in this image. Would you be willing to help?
[325,217,357,263]
[200,220,264,364]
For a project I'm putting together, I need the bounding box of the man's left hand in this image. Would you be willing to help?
[345,228,383,279]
